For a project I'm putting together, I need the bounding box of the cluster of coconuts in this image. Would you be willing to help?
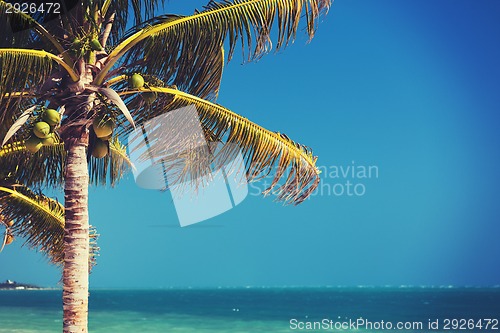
[69,35,103,57]
[89,73,152,159]
[88,73,154,159]
[25,109,61,154]
[1,218,14,246]
[128,73,157,104]
[91,114,114,159]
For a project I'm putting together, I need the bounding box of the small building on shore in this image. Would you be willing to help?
[0,280,40,290]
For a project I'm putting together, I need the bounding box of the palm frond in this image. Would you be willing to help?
[0,141,65,188]
[87,86,135,128]
[0,48,52,104]
[95,0,331,99]
[121,87,320,204]
[0,135,133,188]
[0,184,99,267]
[0,48,78,106]
[110,26,225,101]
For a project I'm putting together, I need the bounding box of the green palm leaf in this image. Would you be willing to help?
[0,48,79,106]
[95,0,331,99]
[0,48,52,104]
[0,183,99,267]
[122,87,320,204]
[0,142,65,188]
[0,139,132,188]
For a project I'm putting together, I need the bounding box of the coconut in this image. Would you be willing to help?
[6,221,14,227]
[142,92,157,104]
[41,134,57,146]
[71,38,81,51]
[25,136,43,153]
[100,133,113,141]
[42,109,61,126]
[70,38,82,55]
[92,114,114,138]
[33,122,51,139]
[90,38,103,51]
[129,74,145,89]
[92,139,108,158]
[4,234,14,245]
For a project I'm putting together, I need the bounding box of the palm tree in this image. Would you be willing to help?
[0,0,330,332]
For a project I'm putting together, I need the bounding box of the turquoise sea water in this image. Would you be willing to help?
[0,288,499,332]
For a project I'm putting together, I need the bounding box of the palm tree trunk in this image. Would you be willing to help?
[62,130,90,333]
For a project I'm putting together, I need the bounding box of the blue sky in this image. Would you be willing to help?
[1,0,499,288]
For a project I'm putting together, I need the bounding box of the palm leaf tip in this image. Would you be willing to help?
[193,0,333,56]
[255,137,321,205]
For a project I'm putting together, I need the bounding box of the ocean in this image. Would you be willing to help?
[0,288,499,332]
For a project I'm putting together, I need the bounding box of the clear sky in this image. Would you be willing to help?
[1,0,499,288]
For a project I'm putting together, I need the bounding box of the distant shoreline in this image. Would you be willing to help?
[1,285,499,291]
[0,280,56,291]
[0,287,60,291]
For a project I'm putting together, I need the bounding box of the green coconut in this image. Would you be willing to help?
[90,38,103,51]
[100,133,113,141]
[41,134,57,146]
[142,92,157,104]
[25,136,43,153]
[92,114,114,138]
[72,38,81,47]
[129,74,145,89]
[42,109,61,126]
[92,139,108,158]
[69,38,82,55]
[33,121,51,139]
